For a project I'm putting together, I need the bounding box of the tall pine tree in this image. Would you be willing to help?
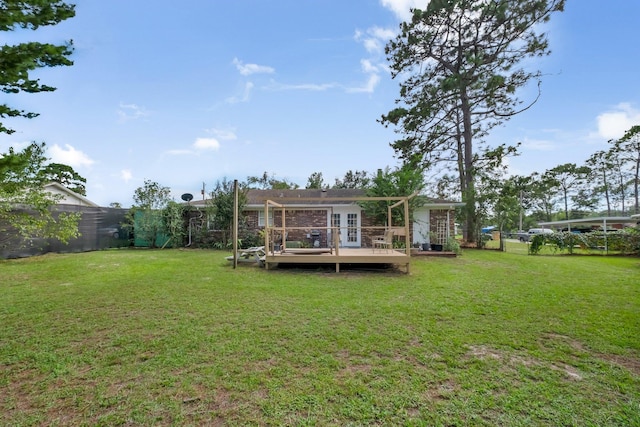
[1,0,75,134]
[381,0,565,243]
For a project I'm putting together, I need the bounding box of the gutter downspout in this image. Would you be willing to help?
[186,208,203,247]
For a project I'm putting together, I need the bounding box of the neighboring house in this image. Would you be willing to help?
[1,183,127,259]
[191,189,462,248]
[44,182,99,207]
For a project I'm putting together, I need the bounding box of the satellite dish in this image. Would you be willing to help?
[181,193,194,202]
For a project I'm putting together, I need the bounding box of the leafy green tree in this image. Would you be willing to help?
[585,150,616,215]
[613,125,640,214]
[206,178,247,248]
[528,172,557,222]
[332,170,370,189]
[38,162,86,195]
[1,0,75,135]
[305,172,326,189]
[381,0,565,243]
[471,149,527,243]
[246,171,299,190]
[162,201,187,247]
[128,180,171,248]
[605,144,633,214]
[495,178,527,232]
[361,164,425,227]
[133,179,171,210]
[507,175,536,232]
[543,163,591,220]
[431,173,459,200]
[0,142,80,248]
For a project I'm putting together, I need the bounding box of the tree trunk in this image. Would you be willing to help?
[634,156,640,214]
[602,170,611,216]
[460,88,476,244]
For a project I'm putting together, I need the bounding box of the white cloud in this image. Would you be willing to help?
[0,140,31,153]
[521,138,556,151]
[49,144,95,168]
[346,73,381,94]
[380,0,427,22]
[355,26,397,55]
[354,27,391,56]
[370,26,397,41]
[166,129,234,156]
[232,58,275,76]
[265,80,337,92]
[117,103,150,122]
[193,137,220,151]
[208,128,237,141]
[120,169,133,182]
[166,149,193,155]
[595,103,640,140]
[350,25,397,95]
[226,82,254,104]
[361,59,378,74]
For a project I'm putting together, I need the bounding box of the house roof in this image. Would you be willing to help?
[189,188,462,209]
[44,182,99,207]
[246,188,364,206]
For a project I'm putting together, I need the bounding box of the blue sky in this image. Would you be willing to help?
[2,0,639,207]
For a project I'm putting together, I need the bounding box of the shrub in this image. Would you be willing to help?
[528,229,640,255]
[444,237,462,255]
[239,231,262,248]
[528,234,545,255]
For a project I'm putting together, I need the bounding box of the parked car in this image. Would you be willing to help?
[518,228,554,242]
[99,224,121,239]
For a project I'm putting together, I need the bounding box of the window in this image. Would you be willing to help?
[258,210,273,227]
[347,213,358,243]
[332,213,340,229]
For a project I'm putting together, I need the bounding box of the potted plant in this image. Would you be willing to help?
[429,231,443,251]
[418,230,431,251]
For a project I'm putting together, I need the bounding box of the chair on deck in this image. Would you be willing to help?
[372,229,395,252]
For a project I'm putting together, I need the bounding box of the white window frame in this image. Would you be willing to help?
[258,210,274,227]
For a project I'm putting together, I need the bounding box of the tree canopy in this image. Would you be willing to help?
[381,0,565,242]
[305,172,326,189]
[0,142,81,248]
[206,178,248,248]
[0,0,75,134]
[333,170,371,189]
[127,180,172,248]
[614,125,640,215]
[39,162,87,195]
[246,171,300,190]
[361,164,425,227]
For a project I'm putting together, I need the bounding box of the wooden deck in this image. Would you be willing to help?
[265,247,411,273]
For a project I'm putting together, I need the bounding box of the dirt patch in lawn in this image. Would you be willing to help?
[540,333,640,376]
[465,344,583,381]
[599,353,640,376]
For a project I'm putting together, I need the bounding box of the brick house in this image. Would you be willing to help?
[191,189,462,249]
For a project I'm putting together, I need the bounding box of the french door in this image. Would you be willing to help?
[329,207,361,247]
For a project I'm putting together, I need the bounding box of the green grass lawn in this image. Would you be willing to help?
[1,249,639,426]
